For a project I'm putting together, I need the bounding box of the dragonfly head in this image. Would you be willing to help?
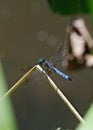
[38,58,45,65]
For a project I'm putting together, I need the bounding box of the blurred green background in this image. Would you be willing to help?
[0,0,93,130]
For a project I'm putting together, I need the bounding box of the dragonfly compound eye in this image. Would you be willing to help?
[38,58,45,65]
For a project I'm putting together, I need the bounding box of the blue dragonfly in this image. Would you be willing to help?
[37,40,73,81]
[38,57,73,81]
[21,40,73,82]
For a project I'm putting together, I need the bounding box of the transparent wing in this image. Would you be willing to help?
[50,34,70,68]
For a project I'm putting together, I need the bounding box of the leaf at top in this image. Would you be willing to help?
[47,0,89,15]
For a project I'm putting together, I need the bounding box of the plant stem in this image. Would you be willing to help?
[36,65,85,124]
[0,65,85,124]
[0,65,37,101]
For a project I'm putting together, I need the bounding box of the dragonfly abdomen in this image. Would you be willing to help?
[52,67,73,81]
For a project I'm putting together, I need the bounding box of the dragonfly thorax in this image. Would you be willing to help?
[38,58,53,74]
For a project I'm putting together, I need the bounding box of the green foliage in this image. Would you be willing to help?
[0,61,18,130]
[76,103,93,130]
[86,0,93,13]
[47,0,89,15]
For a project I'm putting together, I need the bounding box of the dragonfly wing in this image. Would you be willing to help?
[51,34,70,68]
[52,67,73,81]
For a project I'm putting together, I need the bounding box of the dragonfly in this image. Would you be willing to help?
[21,38,73,82]
[35,30,73,81]
[38,57,73,81]
[37,37,73,81]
